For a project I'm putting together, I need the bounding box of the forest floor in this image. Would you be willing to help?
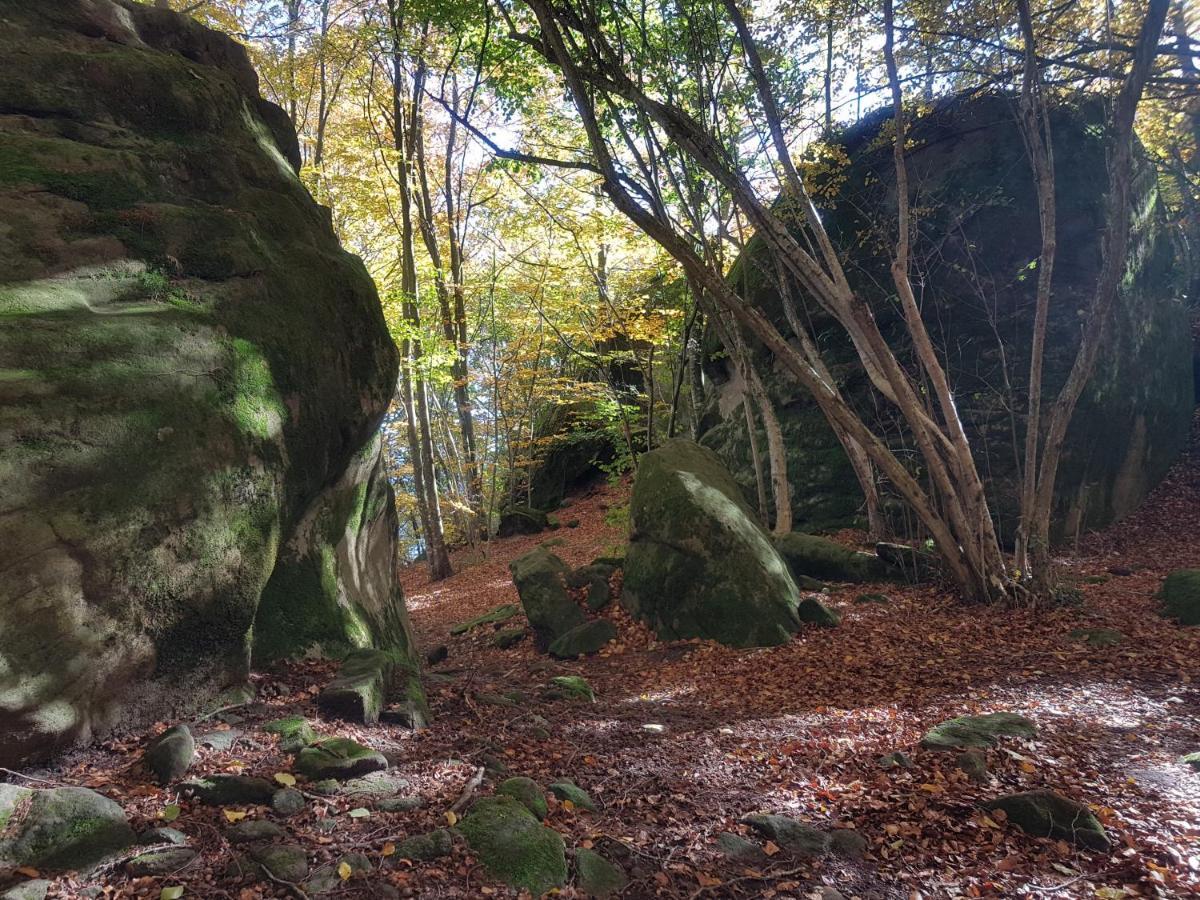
[13,414,1200,900]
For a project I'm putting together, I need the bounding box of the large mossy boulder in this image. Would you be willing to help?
[0,785,136,871]
[921,712,1037,750]
[699,94,1193,541]
[1159,570,1200,626]
[510,546,586,650]
[526,401,617,511]
[0,1,422,765]
[984,790,1109,850]
[621,439,803,647]
[496,505,550,537]
[458,796,567,895]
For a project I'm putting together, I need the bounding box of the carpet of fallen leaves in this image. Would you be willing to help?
[8,414,1200,900]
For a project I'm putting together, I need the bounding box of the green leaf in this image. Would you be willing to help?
[161,887,185,900]
[160,804,181,822]
[348,807,370,819]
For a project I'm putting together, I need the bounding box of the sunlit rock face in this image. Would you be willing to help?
[701,93,1194,541]
[0,0,417,764]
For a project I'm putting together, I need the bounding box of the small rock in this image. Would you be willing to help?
[271,788,306,817]
[921,712,1036,750]
[305,852,371,892]
[548,780,597,811]
[426,644,449,666]
[138,827,188,846]
[309,779,340,796]
[549,619,617,658]
[984,789,1109,850]
[879,751,913,769]
[1069,627,1124,647]
[715,832,764,862]
[458,796,566,895]
[956,750,989,783]
[196,728,245,753]
[125,847,197,876]
[392,829,453,861]
[1107,565,1134,576]
[796,595,839,626]
[451,604,519,635]
[498,777,548,818]
[0,785,136,871]
[376,796,423,813]
[854,592,890,604]
[295,737,388,780]
[341,770,410,796]
[482,754,508,776]
[250,843,309,883]
[380,700,428,729]
[1181,752,1200,771]
[741,814,829,856]
[545,675,595,702]
[1160,569,1200,625]
[828,829,867,859]
[575,847,628,897]
[226,819,285,844]
[1,881,49,900]
[145,725,195,785]
[263,716,318,754]
[184,774,275,806]
[493,627,526,649]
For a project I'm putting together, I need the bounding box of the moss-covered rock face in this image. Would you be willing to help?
[458,796,567,895]
[0,1,418,766]
[700,94,1193,541]
[0,786,136,872]
[621,439,803,647]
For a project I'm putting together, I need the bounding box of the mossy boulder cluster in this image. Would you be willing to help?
[621,439,836,647]
[700,94,1193,540]
[0,1,421,765]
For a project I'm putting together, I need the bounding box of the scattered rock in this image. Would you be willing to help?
[317,649,394,725]
[125,847,197,876]
[145,725,195,785]
[271,789,306,818]
[796,595,840,627]
[184,775,275,806]
[1108,565,1134,577]
[921,712,1036,750]
[263,717,318,755]
[956,750,989,782]
[549,620,617,658]
[341,770,409,796]
[879,751,913,769]
[548,780,597,811]
[984,789,1109,850]
[309,780,340,796]
[392,829,453,861]
[426,645,449,666]
[497,505,550,537]
[855,592,890,604]
[0,786,136,872]
[715,832,765,862]
[546,676,595,702]
[1159,570,1200,625]
[226,820,285,844]
[828,829,868,859]
[1,880,49,900]
[305,852,371,893]
[1069,627,1125,647]
[493,628,527,649]
[498,777,548,819]
[250,843,309,883]
[511,547,586,649]
[458,797,567,895]
[376,797,423,813]
[295,738,388,781]
[482,754,509,776]
[196,728,245,753]
[568,564,617,611]
[741,814,829,856]
[774,532,892,583]
[138,827,188,846]
[451,604,518,636]
[575,847,628,898]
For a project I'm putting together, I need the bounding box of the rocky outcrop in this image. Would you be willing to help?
[701,94,1194,541]
[621,439,827,646]
[0,1,419,765]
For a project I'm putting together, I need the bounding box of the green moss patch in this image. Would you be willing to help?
[457,797,566,895]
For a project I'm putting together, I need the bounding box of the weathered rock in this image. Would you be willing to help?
[376,796,423,813]
[457,796,567,895]
[797,596,840,627]
[984,790,1109,850]
[0,786,135,871]
[295,738,387,781]
[196,728,245,753]
[828,829,868,859]
[621,440,804,647]
[250,843,309,883]
[921,713,1036,750]
[548,780,597,812]
[340,770,409,797]
[138,827,187,846]
[546,676,595,702]
[426,644,449,666]
[575,847,628,898]
[1069,627,1125,647]
[716,832,766,862]
[510,547,586,649]
[855,593,890,605]
[226,820,285,844]
[451,604,519,636]
[493,628,527,649]
[1160,570,1200,625]
[317,649,393,725]
[184,775,276,806]
[145,725,195,785]
[568,564,617,612]
[126,847,197,876]
[549,620,617,659]
[700,95,1193,541]
[956,750,989,783]
[392,829,453,861]
[498,777,548,819]
[879,751,913,769]
[741,814,829,856]
[0,1,421,767]
[1,880,49,900]
[497,505,550,537]
[264,717,318,755]
[774,533,892,584]
[271,789,306,817]
[526,403,618,511]
[304,852,372,893]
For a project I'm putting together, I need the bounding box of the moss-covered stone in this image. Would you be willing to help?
[451,604,518,635]
[741,814,829,856]
[1160,570,1200,625]
[493,628,526,649]
[138,827,187,846]
[263,716,318,755]
[0,786,135,871]
[271,789,306,817]
[249,843,309,883]
[774,533,892,584]
[549,620,617,658]
[496,505,550,537]
[828,829,868,859]
[184,775,275,806]
[304,852,371,893]
[921,713,1036,750]
[317,649,392,725]
[457,796,566,895]
[510,547,586,649]
[1,879,49,900]
[392,829,453,861]
[956,750,989,783]
[1180,752,1200,771]
[225,819,284,844]
[1069,627,1125,647]
[548,780,597,811]
[546,676,595,702]
[294,738,387,781]
[125,847,197,876]
[716,832,765,861]
[497,777,548,819]
[575,847,628,898]
[145,724,195,785]
[797,596,840,627]
[621,440,803,647]
[984,789,1109,850]
[855,592,890,605]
